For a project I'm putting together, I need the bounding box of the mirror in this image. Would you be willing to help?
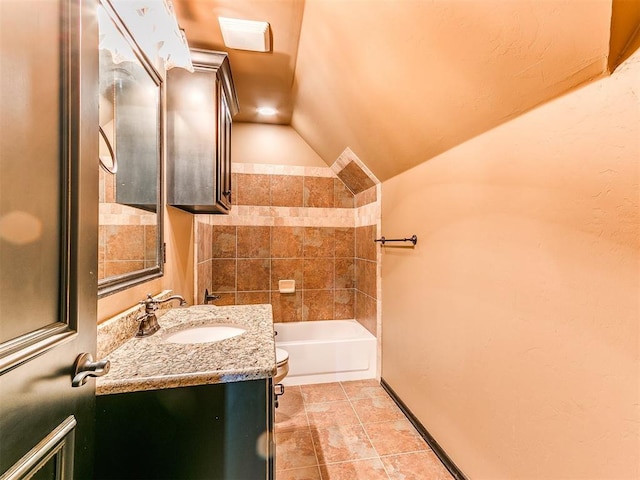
[98,1,163,297]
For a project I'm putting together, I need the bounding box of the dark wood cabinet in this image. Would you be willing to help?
[112,57,162,213]
[95,379,274,480]
[167,49,238,214]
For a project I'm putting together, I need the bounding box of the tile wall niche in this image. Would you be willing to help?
[194,162,380,336]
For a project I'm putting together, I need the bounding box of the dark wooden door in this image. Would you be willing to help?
[0,0,99,478]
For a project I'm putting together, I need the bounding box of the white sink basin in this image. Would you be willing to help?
[164,324,246,344]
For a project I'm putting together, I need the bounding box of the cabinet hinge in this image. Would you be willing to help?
[162,242,167,264]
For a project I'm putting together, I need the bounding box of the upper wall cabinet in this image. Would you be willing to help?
[167,49,239,214]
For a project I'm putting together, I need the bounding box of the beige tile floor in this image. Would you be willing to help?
[275,379,455,480]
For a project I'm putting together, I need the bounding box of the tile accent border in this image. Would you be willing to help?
[355,184,381,228]
[215,163,380,229]
[204,206,355,228]
[99,203,157,225]
[232,162,335,178]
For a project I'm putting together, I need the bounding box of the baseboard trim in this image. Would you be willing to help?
[381,378,468,480]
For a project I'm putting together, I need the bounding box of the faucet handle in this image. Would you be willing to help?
[204,289,221,304]
[139,293,154,304]
[139,294,159,313]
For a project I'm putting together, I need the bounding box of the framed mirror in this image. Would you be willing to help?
[97,0,163,297]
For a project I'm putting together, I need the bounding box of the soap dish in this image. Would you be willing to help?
[278,279,295,294]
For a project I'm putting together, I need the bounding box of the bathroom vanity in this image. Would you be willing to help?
[94,304,276,480]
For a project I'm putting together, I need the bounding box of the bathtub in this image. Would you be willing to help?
[273,320,377,386]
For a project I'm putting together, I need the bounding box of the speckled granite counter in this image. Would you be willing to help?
[96,304,276,395]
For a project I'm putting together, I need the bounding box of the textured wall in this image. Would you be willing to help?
[381,49,639,478]
[292,1,610,180]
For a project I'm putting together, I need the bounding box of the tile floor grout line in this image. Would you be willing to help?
[303,391,327,479]
[340,380,393,479]
[276,380,452,479]
[318,454,384,465]
[310,382,364,480]
[300,386,324,476]
[275,385,318,474]
[339,380,365,425]
[379,449,437,459]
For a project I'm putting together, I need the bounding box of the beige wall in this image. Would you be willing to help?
[292,1,611,181]
[381,48,639,479]
[232,123,326,167]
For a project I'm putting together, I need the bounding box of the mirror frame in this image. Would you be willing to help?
[97,0,164,298]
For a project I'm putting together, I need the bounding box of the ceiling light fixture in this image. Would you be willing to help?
[256,106,278,116]
[105,0,193,71]
[218,17,271,52]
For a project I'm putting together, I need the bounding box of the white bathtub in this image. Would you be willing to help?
[273,320,377,386]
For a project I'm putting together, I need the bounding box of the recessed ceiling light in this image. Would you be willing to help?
[218,17,271,52]
[257,106,278,116]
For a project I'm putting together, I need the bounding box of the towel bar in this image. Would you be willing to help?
[375,235,417,245]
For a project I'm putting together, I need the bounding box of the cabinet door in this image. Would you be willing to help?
[166,51,234,214]
[166,67,218,213]
[217,86,232,211]
[95,380,271,479]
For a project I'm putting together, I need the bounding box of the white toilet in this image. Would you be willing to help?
[274,347,289,384]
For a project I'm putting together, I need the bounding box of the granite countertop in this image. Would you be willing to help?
[96,304,276,396]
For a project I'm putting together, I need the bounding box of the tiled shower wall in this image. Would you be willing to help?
[195,162,380,335]
[355,223,378,335]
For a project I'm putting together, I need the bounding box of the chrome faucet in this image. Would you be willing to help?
[135,294,188,337]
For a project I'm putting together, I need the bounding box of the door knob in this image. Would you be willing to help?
[72,352,110,387]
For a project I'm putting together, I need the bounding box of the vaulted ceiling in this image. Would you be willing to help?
[173,0,640,181]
